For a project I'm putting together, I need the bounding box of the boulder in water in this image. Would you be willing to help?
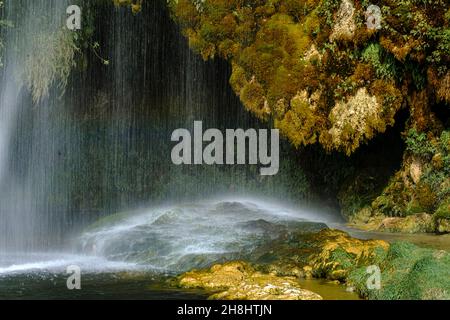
[177,261,322,300]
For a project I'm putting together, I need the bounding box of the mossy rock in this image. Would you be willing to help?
[176,229,450,300]
[436,219,450,234]
[416,181,438,213]
[306,229,389,281]
[434,197,450,233]
[434,198,450,220]
[405,199,425,215]
[176,261,322,300]
[377,214,436,234]
[349,206,376,225]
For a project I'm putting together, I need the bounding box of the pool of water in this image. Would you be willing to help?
[0,253,207,300]
[0,272,207,300]
[1,199,447,300]
[297,279,360,300]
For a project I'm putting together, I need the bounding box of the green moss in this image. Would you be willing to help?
[362,43,399,80]
[329,247,355,270]
[275,96,319,148]
[372,172,409,217]
[434,198,450,219]
[348,241,450,300]
[416,182,438,213]
[441,131,450,153]
[405,199,424,215]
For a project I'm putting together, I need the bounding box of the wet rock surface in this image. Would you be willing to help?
[176,261,322,300]
[176,228,450,300]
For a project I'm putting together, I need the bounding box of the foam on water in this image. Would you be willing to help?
[0,253,142,276]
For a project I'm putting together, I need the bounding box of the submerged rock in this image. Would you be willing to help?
[177,261,322,300]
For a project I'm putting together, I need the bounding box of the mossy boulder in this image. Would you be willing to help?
[176,261,322,300]
[306,230,389,281]
[176,228,450,300]
[434,198,450,233]
[249,228,389,281]
[378,213,436,234]
[437,219,450,234]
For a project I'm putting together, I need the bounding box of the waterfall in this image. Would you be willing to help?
[0,0,312,256]
[0,0,259,253]
[0,0,72,251]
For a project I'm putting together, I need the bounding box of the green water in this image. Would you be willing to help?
[0,272,362,300]
[0,272,207,300]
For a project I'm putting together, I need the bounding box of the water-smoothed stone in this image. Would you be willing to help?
[177,261,322,300]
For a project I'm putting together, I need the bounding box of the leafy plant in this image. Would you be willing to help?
[405,129,436,157]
